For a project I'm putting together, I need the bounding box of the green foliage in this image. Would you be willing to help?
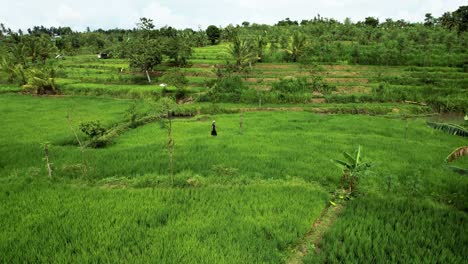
[125,101,139,128]
[271,76,335,94]
[229,34,255,71]
[22,67,58,95]
[305,196,468,263]
[79,120,106,139]
[0,181,328,263]
[271,77,310,93]
[127,39,162,72]
[284,32,307,62]
[445,146,468,175]
[162,33,193,66]
[364,16,379,27]
[206,25,221,45]
[332,145,371,193]
[153,97,178,118]
[207,75,247,102]
[427,122,468,137]
[159,68,188,88]
[0,95,467,262]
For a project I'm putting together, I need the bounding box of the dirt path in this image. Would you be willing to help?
[287,204,344,264]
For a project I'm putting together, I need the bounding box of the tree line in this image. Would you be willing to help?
[0,6,467,93]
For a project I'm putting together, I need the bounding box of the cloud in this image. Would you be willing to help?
[0,0,465,31]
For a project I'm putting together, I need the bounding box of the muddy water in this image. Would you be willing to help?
[427,112,467,125]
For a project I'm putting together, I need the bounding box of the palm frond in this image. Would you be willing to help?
[427,122,468,137]
[447,166,468,175]
[342,152,356,166]
[332,159,350,169]
[446,146,468,163]
[355,145,361,165]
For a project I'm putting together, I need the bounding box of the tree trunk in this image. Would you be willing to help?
[146,70,152,83]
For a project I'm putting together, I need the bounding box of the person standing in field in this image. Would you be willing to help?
[211,120,217,136]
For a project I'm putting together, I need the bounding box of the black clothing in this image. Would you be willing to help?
[211,124,217,136]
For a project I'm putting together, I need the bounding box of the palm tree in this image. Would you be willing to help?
[254,35,267,62]
[229,34,255,71]
[285,32,307,62]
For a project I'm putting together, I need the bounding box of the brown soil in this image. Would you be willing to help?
[245,77,279,83]
[191,64,214,68]
[333,85,371,94]
[250,85,271,91]
[323,71,360,77]
[238,107,304,112]
[311,98,326,104]
[325,78,368,84]
[256,64,297,69]
[184,71,216,77]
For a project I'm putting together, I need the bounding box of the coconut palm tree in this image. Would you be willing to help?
[229,34,255,71]
[285,32,307,62]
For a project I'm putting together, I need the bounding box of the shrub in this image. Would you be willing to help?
[79,121,106,139]
[22,67,59,95]
[271,76,335,95]
[207,75,247,102]
[160,68,188,88]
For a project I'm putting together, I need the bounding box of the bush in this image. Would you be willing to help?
[271,77,310,93]
[271,76,335,95]
[160,68,188,88]
[22,67,59,95]
[79,121,106,139]
[207,75,247,102]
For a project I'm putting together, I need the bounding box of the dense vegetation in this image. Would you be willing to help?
[0,5,467,263]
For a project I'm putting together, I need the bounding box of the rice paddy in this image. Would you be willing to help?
[0,37,467,263]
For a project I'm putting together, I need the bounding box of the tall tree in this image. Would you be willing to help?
[229,34,255,70]
[206,25,221,45]
[424,13,436,27]
[453,5,468,33]
[364,17,379,28]
[127,38,162,83]
[286,32,307,62]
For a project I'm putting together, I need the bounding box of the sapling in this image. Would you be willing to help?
[42,142,52,178]
[66,112,88,174]
[332,145,371,193]
[155,97,177,185]
[239,111,244,134]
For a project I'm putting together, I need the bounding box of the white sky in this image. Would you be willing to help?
[1,0,465,31]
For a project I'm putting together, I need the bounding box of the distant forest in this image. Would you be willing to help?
[1,6,467,68]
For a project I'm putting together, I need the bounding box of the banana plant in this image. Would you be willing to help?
[427,122,468,137]
[22,68,58,94]
[332,145,371,193]
[284,32,307,62]
[445,146,468,175]
[229,34,255,71]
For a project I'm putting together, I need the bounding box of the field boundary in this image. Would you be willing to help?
[287,203,344,264]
